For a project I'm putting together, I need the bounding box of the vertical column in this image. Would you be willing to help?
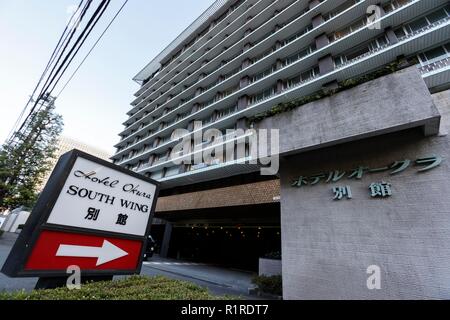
[275,40,282,50]
[276,79,284,94]
[385,27,399,45]
[315,33,329,50]
[152,137,160,148]
[309,0,321,10]
[311,14,324,28]
[191,103,200,114]
[236,117,247,131]
[148,154,156,166]
[240,75,250,89]
[242,58,252,69]
[237,95,249,111]
[318,54,334,75]
[159,223,173,258]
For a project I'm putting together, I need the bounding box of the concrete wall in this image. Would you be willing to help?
[258,68,450,299]
[259,258,282,276]
[280,127,450,299]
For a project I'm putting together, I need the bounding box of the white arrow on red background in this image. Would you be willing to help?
[56,240,129,266]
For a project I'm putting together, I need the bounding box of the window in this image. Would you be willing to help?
[394,7,450,39]
[283,44,316,66]
[216,105,237,119]
[418,43,450,65]
[249,86,277,105]
[426,8,447,24]
[285,67,320,89]
[150,170,164,180]
[251,64,276,83]
[331,17,367,41]
[383,0,411,13]
[165,166,180,177]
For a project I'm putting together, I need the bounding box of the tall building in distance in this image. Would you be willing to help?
[112,0,450,299]
[39,135,111,191]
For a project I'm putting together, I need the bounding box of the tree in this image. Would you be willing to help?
[0,100,63,210]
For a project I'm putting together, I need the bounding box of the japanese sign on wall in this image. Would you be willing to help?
[291,155,443,200]
[1,149,160,278]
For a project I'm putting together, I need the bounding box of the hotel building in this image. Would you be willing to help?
[112,0,450,299]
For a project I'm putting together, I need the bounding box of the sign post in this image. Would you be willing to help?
[1,149,160,288]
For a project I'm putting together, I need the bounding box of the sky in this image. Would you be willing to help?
[0,0,215,155]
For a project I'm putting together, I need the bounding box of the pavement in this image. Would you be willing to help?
[0,232,37,291]
[0,232,261,299]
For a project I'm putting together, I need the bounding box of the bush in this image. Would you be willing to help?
[252,275,282,296]
[0,230,3,238]
[263,251,281,260]
[0,275,238,300]
[249,57,419,123]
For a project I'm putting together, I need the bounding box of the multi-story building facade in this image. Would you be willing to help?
[112,0,449,180]
[113,0,450,298]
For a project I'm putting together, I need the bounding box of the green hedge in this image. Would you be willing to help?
[252,275,282,296]
[263,251,281,260]
[0,275,237,300]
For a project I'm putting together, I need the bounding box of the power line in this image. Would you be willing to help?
[33,0,95,106]
[48,0,114,96]
[13,0,112,141]
[57,0,129,98]
[8,0,125,145]
[39,0,109,99]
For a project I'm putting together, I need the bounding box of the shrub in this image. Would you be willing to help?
[252,275,282,296]
[0,275,238,300]
[263,251,281,260]
[0,230,3,237]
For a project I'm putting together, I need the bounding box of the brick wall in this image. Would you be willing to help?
[155,179,280,212]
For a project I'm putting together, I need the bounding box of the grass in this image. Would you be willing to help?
[0,275,238,300]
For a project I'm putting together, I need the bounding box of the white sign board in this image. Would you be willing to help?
[47,157,157,236]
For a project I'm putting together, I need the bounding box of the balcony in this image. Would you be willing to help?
[133,0,253,96]
[148,7,450,168]
[419,56,450,74]
[131,0,275,106]
[115,0,392,147]
[123,0,313,132]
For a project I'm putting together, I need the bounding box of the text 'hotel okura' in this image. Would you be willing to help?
[111,0,450,299]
